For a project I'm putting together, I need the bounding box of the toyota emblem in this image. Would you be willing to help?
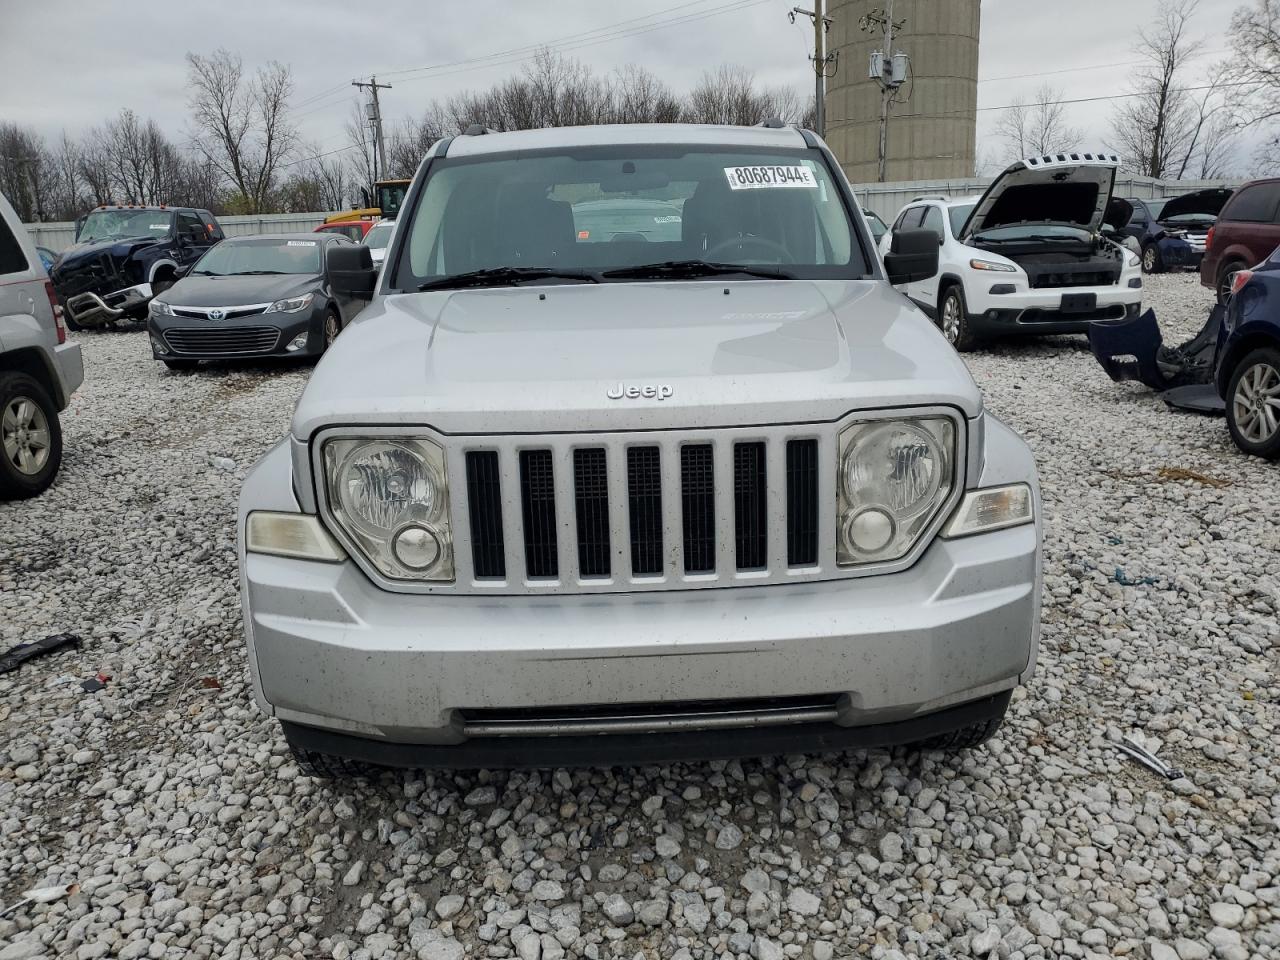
[207,308,226,321]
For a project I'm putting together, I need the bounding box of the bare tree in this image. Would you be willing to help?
[344,101,377,205]
[1228,0,1280,171]
[0,123,53,221]
[608,65,683,124]
[186,49,298,213]
[1108,0,1208,177]
[683,66,791,125]
[994,84,1083,160]
[385,108,448,180]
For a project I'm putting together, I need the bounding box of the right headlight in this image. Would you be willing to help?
[322,437,454,581]
[150,299,174,316]
[836,417,955,566]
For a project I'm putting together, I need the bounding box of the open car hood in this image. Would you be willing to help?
[1105,197,1133,231]
[959,153,1121,243]
[1157,187,1233,223]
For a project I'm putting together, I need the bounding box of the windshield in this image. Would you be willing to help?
[394,145,866,289]
[364,222,395,251]
[78,210,171,243]
[947,203,975,237]
[1145,199,1169,219]
[192,238,321,276]
[377,182,408,219]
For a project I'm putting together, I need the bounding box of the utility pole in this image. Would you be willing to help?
[352,76,392,182]
[860,3,908,182]
[789,4,836,137]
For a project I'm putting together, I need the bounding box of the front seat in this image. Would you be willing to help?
[497,183,575,263]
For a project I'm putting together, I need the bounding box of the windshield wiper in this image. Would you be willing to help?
[601,260,793,281]
[417,266,599,291]
[191,269,219,276]
[230,269,287,275]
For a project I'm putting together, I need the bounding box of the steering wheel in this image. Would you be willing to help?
[705,235,791,263]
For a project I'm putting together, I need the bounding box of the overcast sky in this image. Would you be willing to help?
[1,0,1259,174]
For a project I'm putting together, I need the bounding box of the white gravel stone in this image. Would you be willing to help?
[0,275,1276,960]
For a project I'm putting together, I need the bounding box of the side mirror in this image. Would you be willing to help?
[327,244,377,301]
[884,229,939,285]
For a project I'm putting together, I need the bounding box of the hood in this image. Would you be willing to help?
[164,273,320,308]
[1156,188,1233,223]
[959,153,1121,242]
[55,236,161,269]
[1105,198,1132,231]
[292,280,982,438]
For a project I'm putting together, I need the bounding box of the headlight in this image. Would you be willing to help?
[837,417,955,566]
[1125,251,1141,268]
[266,292,314,313]
[150,299,174,316]
[322,437,454,581]
[969,259,1016,273]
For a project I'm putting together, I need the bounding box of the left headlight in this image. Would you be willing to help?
[322,437,454,581]
[266,292,315,314]
[150,299,174,316]
[836,417,955,566]
[1125,251,1141,268]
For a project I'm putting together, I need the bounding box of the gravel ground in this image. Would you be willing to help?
[0,272,1277,960]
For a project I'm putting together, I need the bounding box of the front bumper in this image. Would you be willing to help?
[65,282,153,326]
[970,299,1141,336]
[1156,237,1203,269]
[52,342,84,408]
[148,308,322,362]
[239,416,1042,765]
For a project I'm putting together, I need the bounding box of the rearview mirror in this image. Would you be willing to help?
[884,228,939,285]
[327,244,377,300]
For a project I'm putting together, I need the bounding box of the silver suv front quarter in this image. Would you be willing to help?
[237,123,1042,774]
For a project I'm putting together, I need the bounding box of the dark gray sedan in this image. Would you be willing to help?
[147,233,361,371]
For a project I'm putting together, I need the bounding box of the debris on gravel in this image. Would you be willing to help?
[1,274,1276,959]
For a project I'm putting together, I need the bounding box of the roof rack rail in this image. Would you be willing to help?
[910,194,949,202]
[756,117,786,129]
[462,123,498,136]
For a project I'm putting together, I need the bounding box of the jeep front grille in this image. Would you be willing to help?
[453,427,831,593]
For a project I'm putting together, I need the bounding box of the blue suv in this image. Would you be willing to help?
[1218,245,1280,458]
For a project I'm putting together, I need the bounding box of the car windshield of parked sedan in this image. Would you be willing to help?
[395,145,868,289]
[77,210,171,243]
[364,222,395,252]
[947,203,975,238]
[191,238,322,276]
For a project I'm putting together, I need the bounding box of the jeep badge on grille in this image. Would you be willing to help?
[607,383,674,401]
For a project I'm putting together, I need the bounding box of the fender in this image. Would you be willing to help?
[148,258,180,284]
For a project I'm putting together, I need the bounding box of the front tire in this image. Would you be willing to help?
[323,308,342,351]
[1141,243,1163,274]
[1226,347,1280,459]
[0,373,63,500]
[938,284,978,352]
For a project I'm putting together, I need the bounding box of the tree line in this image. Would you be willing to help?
[0,50,809,223]
[988,0,1278,179]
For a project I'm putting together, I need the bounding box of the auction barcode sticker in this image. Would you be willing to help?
[286,240,316,246]
[723,165,817,190]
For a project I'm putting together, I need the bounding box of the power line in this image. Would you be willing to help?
[826,80,1255,126]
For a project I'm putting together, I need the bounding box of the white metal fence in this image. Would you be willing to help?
[849,175,1241,223]
[23,211,331,252]
[24,175,1243,250]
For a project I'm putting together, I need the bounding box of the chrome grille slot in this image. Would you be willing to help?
[626,446,663,576]
[572,448,610,577]
[465,451,505,578]
[518,450,558,579]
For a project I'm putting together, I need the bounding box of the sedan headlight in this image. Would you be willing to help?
[150,299,174,316]
[1125,251,1141,268]
[266,292,314,314]
[969,259,1016,273]
[322,437,453,581]
[837,417,954,566]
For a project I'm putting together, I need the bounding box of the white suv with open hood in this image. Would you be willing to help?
[879,154,1142,351]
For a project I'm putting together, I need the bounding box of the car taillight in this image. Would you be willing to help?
[1230,270,1253,296]
[1205,226,1215,249]
[44,280,66,345]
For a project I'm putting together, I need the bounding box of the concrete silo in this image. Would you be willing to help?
[824,0,980,184]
